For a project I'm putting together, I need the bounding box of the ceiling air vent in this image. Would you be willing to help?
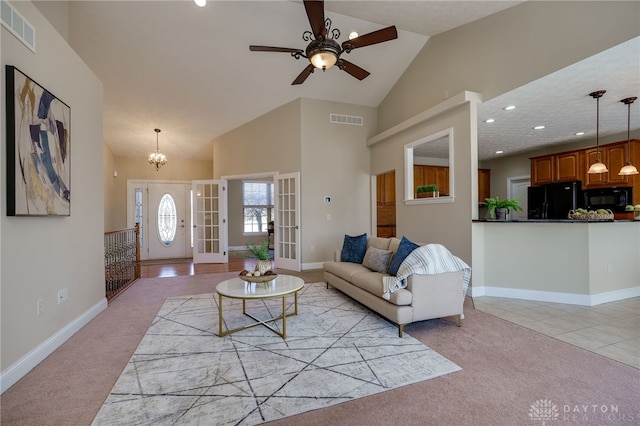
[1,0,36,53]
[330,113,363,126]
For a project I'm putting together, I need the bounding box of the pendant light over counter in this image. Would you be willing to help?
[587,90,608,174]
[619,96,638,176]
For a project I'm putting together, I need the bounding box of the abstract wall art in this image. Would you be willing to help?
[6,65,71,216]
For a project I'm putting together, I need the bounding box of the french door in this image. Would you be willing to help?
[192,180,228,264]
[274,172,301,271]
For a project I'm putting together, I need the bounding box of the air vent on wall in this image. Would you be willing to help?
[330,113,363,126]
[1,0,36,53]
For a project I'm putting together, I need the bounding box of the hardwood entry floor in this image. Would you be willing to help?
[140,253,260,278]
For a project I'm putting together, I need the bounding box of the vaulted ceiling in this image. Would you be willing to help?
[40,1,639,162]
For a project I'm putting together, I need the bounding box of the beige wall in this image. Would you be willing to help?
[1,1,104,378]
[300,99,377,264]
[213,99,302,179]
[378,1,640,132]
[106,156,213,230]
[103,144,118,231]
[370,95,477,265]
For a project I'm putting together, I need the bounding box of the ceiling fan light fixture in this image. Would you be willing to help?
[310,51,337,70]
[307,40,340,70]
[194,0,206,7]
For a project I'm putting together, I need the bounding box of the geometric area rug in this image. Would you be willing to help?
[92,283,461,425]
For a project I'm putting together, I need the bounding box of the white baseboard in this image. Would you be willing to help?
[471,285,640,306]
[0,298,108,394]
[302,262,324,271]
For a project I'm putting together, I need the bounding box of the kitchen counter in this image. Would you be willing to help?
[471,221,639,306]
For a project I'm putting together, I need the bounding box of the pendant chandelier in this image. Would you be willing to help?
[148,128,167,171]
[619,96,638,176]
[587,90,608,174]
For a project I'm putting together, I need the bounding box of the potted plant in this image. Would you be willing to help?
[485,196,523,220]
[244,239,272,274]
[417,184,439,198]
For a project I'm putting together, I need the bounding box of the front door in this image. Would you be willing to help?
[148,183,188,259]
[127,181,190,260]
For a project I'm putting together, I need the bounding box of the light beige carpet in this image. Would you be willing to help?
[92,283,461,425]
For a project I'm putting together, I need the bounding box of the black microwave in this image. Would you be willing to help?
[583,187,633,212]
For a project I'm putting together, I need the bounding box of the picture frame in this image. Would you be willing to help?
[6,65,71,216]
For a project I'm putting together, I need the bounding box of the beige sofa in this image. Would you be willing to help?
[323,236,466,337]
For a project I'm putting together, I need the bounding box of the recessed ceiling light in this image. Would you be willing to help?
[349,32,359,40]
[575,132,585,136]
[533,125,545,130]
[484,118,496,123]
[496,150,504,154]
[503,105,516,111]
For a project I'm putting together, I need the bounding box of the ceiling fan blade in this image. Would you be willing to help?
[339,60,370,81]
[342,26,398,51]
[304,0,326,39]
[249,45,304,54]
[292,64,315,85]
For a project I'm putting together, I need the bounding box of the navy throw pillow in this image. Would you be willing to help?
[387,236,420,276]
[341,233,368,263]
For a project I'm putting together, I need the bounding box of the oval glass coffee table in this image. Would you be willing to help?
[216,274,304,339]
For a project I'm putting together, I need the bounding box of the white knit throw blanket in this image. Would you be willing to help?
[382,244,471,303]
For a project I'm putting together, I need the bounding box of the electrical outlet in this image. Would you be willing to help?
[37,298,44,316]
[58,290,65,304]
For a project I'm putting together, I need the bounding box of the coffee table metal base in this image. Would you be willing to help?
[218,292,299,339]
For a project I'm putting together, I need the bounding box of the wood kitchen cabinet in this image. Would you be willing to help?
[531,150,581,185]
[478,169,491,203]
[413,165,449,196]
[376,171,396,237]
[531,156,554,185]
[555,150,583,182]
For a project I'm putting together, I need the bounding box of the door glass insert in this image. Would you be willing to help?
[157,193,177,246]
[135,188,144,248]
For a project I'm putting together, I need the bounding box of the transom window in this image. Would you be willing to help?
[157,193,177,246]
[243,181,274,233]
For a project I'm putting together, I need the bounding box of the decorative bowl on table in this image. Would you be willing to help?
[238,270,277,283]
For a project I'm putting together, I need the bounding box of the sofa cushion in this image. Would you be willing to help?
[340,233,367,263]
[367,237,392,251]
[362,246,393,273]
[388,237,402,254]
[387,236,420,276]
[350,271,412,306]
[323,261,370,282]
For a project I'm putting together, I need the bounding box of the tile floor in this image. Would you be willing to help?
[472,296,640,369]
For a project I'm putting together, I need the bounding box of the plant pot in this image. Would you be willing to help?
[417,191,439,198]
[255,259,272,275]
[495,208,507,221]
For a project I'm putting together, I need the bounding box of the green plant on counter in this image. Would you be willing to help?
[417,184,438,193]
[485,196,523,219]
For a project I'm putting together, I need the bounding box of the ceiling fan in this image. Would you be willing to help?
[249,0,398,85]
